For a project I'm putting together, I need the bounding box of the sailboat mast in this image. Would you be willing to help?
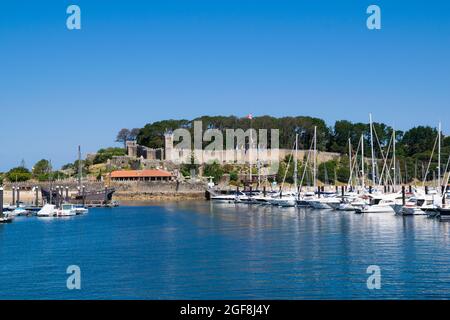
[361,134,365,188]
[393,127,396,191]
[438,122,441,193]
[78,145,82,188]
[257,159,261,190]
[369,113,376,185]
[348,138,352,187]
[313,126,317,190]
[249,119,252,186]
[294,133,298,193]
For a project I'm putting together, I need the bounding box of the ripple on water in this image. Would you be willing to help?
[0,202,449,299]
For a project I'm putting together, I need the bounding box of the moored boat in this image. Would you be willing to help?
[438,206,450,221]
[57,204,77,217]
[37,204,58,217]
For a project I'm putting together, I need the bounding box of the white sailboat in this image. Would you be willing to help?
[269,133,299,207]
[211,192,241,203]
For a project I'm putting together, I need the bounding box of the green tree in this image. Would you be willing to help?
[93,147,126,164]
[399,126,437,157]
[116,128,131,148]
[6,167,32,182]
[32,159,52,177]
[137,119,190,148]
[229,171,238,182]
[318,160,337,184]
[180,152,200,177]
[203,161,224,184]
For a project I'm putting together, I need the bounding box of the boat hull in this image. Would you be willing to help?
[356,205,395,214]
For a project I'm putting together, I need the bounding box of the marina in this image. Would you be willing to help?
[2,0,450,306]
[207,117,450,222]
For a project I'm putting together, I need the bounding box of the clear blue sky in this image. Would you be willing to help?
[1,0,449,171]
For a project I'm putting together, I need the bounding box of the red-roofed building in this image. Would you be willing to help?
[110,169,174,182]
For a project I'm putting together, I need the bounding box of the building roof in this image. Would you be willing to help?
[111,169,173,178]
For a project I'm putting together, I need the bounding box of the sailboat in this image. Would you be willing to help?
[270,133,299,207]
[41,146,115,207]
[394,123,445,217]
[437,145,450,221]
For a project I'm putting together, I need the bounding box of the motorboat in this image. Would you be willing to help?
[269,192,297,207]
[296,192,316,207]
[335,195,367,211]
[57,204,77,217]
[37,204,58,217]
[0,211,14,223]
[0,216,13,223]
[74,206,89,215]
[2,204,16,211]
[10,207,29,217]
[355,194,399,214]
[252,192,280,205]
[210,193,239,203]
[392,193,441,216]
[309,196,340,210]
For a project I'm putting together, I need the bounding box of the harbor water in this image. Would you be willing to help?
[0,201,449,299]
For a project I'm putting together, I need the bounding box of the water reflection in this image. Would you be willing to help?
[0,201,449,299]
[159,201,450,299]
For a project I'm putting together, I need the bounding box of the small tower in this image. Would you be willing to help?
[164,131,174,161]
[126,140,138,158]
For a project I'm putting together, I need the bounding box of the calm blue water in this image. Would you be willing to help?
[0,201,449,299]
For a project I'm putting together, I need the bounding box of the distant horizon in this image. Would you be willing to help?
[1,0,449,171]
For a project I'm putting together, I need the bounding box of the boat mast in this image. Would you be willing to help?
[438,122,441,194]
[393,127,396,191]
[294,133,298,193]
[348,138,352,188]
[78,145,82,188]
[313,126,317,190]
[257,159,261,190]
[361,134,365,188]
[369,113,376,185]
[249,118,252,186]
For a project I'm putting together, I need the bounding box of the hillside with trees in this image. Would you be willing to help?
[134,115,449,185]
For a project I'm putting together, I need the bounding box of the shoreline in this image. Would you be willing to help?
[113,191,206,201]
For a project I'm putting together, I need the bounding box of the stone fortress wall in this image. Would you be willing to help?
[113,134,341,169]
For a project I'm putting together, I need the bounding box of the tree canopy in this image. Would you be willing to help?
[32,159,52,176]
[93,147,126,164]
[135,115,445,161]
[6,167,32,182]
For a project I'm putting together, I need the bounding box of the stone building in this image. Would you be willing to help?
[163,132,340,165]
[112,134,340,175]
[110,169,174,182]
[126,141,164,161]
